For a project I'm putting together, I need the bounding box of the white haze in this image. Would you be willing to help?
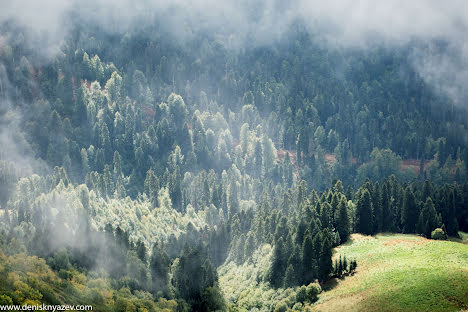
[1,0,467,104]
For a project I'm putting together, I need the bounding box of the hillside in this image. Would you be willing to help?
[313,233,468,312]
[0,250,178,311]
[1,2,468,311]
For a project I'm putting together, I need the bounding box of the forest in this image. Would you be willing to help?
[0,1,467,311]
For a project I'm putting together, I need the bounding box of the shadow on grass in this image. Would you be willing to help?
[322,273,355,292]
[321,277,339,291]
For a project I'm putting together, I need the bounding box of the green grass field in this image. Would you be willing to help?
[312,233,468,312]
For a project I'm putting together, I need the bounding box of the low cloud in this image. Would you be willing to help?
[1,0,467,105]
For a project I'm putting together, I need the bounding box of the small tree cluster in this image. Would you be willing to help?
[332,255,357,277]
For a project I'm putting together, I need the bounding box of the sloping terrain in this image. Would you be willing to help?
[313,233,468,312]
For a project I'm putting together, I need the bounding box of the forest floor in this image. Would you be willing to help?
[311,233,468,312]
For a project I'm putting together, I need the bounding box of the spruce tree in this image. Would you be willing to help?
[335,197,350,243]
[401,187,419,233]
[318,233,333,281]
[446,190,459,237]
[302,233,318,285]
[417,197,438,238]
[150,242,170,295]
[283,264,296,288]
[356,189,374,235]
[381,181,392,232]
[372,182,383,233]
[269,237,286,288]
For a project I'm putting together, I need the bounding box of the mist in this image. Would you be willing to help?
[1,0,467,106]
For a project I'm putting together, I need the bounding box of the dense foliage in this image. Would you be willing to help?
[0,9,467,312]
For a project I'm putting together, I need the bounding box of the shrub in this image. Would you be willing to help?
[0,295,13,305]
[58,269,73,280]
[296,286,307,303]
[306,282,322,303]
[274,300,289,312]
[431,228,447,240]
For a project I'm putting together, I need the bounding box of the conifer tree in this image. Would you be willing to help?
[417,197,438,238]
[356,189,374,235]
[302,233,318,285]
[446,190,459,237]
[318,233,332,281]
[372,182,383,233]
[381,181,392,232]
[335,197,350,243]
[283,264,296,288]
[401,187,419,233]
[269,237,286,288]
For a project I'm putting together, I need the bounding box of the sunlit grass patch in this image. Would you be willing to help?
[313,233,468,312]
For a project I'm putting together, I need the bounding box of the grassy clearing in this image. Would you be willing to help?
[312,233,468,312]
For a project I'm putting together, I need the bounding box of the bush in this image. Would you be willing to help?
[296,286,307,303]
[58,269,73,280]
[0,295,13,305]
[306,282,322,303]
[431,228,447,240]
[273,300,289,312]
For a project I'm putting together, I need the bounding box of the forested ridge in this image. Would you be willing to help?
[0,5,467,312]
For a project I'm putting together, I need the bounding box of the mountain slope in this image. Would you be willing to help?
[313,233,468,312]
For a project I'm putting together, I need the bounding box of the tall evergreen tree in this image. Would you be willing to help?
[318,231,333,281]
[302,232,318,285]
[401,187,419,233]
[335,197,350,243]
[356,189,374,235]
[381,181,392,232]
[446,190,459,237]
[417,197,438,238]
[269,237,287,288]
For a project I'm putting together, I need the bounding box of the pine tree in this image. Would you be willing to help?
[254,140,263,178]
[338,255,343,275]
[301,233,317,285]
[401,187,419,233]
[335,197,350,243]
[381,181,392,232]
[318,233,333,281]
[446,190,459,237]
[269,237,286,288]
[136,240,147,262]
[417,197,438,238]
[283,264,296,288]
[356,189,374,235]
[320,202,332,229]
[228,180,239,219]
[372,182,383,233]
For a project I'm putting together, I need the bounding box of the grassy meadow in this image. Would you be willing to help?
[312,233,468,312]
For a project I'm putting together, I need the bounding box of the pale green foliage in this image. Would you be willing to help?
[262,135,277,173]
[91,187,206,246]
[105,71,122,103]
[199,111,229,132]
[218,244,297,312]
[431,228,447,240]
[7,178,207,248]
[306,282,321,302]
[273,300,288,312]
[240,123,250,155]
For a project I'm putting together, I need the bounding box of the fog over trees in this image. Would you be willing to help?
[0,1,467,311]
